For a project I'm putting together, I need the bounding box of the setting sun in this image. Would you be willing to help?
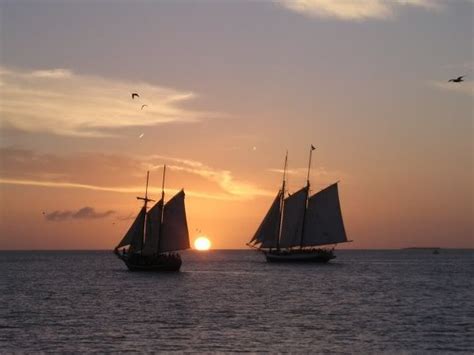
[194,237,211,251]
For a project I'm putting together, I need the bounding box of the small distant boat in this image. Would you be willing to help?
[248,146,351,263]
[402,247,441,254]
[114,166,190,271]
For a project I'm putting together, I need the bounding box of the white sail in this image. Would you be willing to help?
[279,187,308,248]
[302,183,348,246]
[159,190,190,252]
[116,207,145,252]
[249,191,281,248]
[142,200,163,256]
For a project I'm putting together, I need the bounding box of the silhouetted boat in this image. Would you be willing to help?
[114,166,190,271]
[248,146,351,262]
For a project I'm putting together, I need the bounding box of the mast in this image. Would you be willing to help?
[157,165,166,253]
[306,145,315,186]
[276,151,288,252]
[136,171,154,252]
[300,145,315,249]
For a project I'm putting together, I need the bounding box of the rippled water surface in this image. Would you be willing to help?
[1,250,473,353]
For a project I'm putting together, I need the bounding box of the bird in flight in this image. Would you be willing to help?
[141,104,148,110]
[131,93,140,99]
[448,75,465,83]
[139,133,144,139]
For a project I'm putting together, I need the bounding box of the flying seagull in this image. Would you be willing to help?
[448,75,465,83]
[131,92,140,99]
[141,104,148,110]
[139,133,144,139]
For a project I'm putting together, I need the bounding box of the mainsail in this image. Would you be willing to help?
[249,148,350,258]
[302,183,348,246]
[159,190,190,252]
[249,191,282,248]
[142,199,163,256]
[116,207,146,252]
[279,187,308,248]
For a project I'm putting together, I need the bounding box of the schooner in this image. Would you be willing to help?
[114,166,190,271]
[248,146,350,262]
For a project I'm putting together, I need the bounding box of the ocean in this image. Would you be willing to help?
[0,250,472,353]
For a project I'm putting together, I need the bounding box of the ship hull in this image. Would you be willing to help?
[264,249,335,263]
[116,252,182,272]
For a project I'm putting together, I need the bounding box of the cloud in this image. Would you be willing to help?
[0,177,263,201]
[429,80,474,97]
[116,213,136,221]
[31,69,73,79]
[0,66,216,137]
[268,166,349,191]
[0,148,274,201]
[45,207,115,221]
[277,0,440,21]
[144,154,274,198]
[268,165,339,177]
[73,207,115,219]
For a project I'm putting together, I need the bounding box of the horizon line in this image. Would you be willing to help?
[1,248,472,252]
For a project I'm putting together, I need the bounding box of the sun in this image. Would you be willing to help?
[194,236,211,251]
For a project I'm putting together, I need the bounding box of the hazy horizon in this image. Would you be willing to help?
[1,247,473,252]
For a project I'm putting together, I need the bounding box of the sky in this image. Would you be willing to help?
[0,0,472,250]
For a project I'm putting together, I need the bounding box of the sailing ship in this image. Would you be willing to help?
[114,166,190,271]
[248,146,351,262]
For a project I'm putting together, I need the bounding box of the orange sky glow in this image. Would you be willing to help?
[0,1,472,250]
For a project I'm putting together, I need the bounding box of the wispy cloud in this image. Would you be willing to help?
[0,177,271,201]
[0,66,216,137]
[31,69,73,79]
[116,213,135,221]
[268,166,349,190]
[277,0,441,21]
[143,154,275,198]
[45,207,115,221]
[0,177,144,193]
[268,165,342,177]
[0,148,274,200]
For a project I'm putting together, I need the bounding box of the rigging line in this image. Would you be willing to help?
[157,165,166,254]
[300,145,315,249]
[141,171,150,253]
[276,150,288,252]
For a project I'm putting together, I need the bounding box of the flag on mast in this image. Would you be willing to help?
[311,144,316,150]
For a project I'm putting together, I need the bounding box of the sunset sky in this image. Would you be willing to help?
[0,0,472,249]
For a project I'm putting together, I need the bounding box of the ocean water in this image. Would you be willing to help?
[0,250,472,353]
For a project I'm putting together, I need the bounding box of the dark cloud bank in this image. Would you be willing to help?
[45,207,115,221]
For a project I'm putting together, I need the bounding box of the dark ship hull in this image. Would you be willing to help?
[265,248,335,263]
[116,251,182,271]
